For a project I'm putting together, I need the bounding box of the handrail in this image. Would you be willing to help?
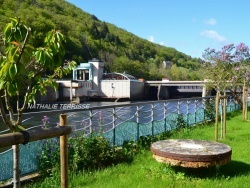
[1,96,216,115]
[0,96,217,133]
[0,126,71,148]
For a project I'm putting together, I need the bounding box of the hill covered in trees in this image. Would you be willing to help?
[0,0,204,80]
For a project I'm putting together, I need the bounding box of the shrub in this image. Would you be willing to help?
[204,99,216,121]
[37,138,60,177]
[37,130,179,178]
[68,134,114,172]
[38,133,140,176]
[176,114,189,130]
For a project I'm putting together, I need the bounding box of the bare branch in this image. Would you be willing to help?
[25,58,36,69]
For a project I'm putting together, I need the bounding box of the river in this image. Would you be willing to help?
[0,96,227,135]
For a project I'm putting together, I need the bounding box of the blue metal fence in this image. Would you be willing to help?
[0,96,241,181]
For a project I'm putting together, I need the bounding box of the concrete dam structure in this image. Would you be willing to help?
[39,59,211,103]
[144,80,215,100]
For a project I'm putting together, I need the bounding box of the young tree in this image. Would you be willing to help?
[203,43,250,121]
[0,17,76,187]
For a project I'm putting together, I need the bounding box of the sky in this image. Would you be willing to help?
[66,0,250,59]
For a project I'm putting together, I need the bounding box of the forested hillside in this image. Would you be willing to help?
[0,0,204,80]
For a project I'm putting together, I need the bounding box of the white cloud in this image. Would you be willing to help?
[200,30,226,42]
[204,18,217,25]
[159,42,164,45]
[148,35,155,42]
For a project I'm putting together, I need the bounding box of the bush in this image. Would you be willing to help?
[176,114,189,130]
[38,133,141,177]
[37,138,60,177]
[68,134,115,172]
[204,99,216,121]
[37,130,178,178]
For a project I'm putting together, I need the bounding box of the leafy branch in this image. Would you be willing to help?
[0,17,76,132]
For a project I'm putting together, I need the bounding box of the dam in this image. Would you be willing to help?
[39,59,211,103]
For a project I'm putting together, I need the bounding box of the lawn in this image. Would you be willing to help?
[24,111,250,188]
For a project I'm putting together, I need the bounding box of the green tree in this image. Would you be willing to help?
[112,57,148,78]
[104,33,114,43]
[203,43,250,120]
[0,17,76,187]
[90,22,100,39]
[170,64,182,80]
[100,21,109,38]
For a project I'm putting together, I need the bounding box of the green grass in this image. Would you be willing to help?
[24,111,250,188]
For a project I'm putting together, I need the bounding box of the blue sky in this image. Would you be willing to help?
[66,0,250,58]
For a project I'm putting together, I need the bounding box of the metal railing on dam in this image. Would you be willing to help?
[144,80,208,100]
[0,96,241,181]
[145,80,205,86]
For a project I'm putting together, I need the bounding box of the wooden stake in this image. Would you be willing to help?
[215,91,219,141]
[244,87,248,120]
[243,86,246,120]
[60,114,68,188]
[223,92,226,139]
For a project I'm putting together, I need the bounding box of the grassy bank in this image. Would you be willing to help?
[24,111,250,188]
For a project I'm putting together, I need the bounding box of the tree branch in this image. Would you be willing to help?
[228,88,243,107]
[25,58,36,69]
[0,91,14,132]
[4,90,14,123]
[16,26,30,64]
[17,84,31,125]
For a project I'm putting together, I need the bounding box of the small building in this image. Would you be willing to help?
[54,59,145,102]
[100,72,144,100]
[162,61,172,69]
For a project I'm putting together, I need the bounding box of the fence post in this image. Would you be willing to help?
[194,100,198,124]
[136,105,139,140]
[60,114,68,188]
[151,103,154,136]
[112,107,116,145]
[164,102,167,132]
[177,101,180,115]
[203,98,205,122]
[89,110,93,134]
[187,100,190,126]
